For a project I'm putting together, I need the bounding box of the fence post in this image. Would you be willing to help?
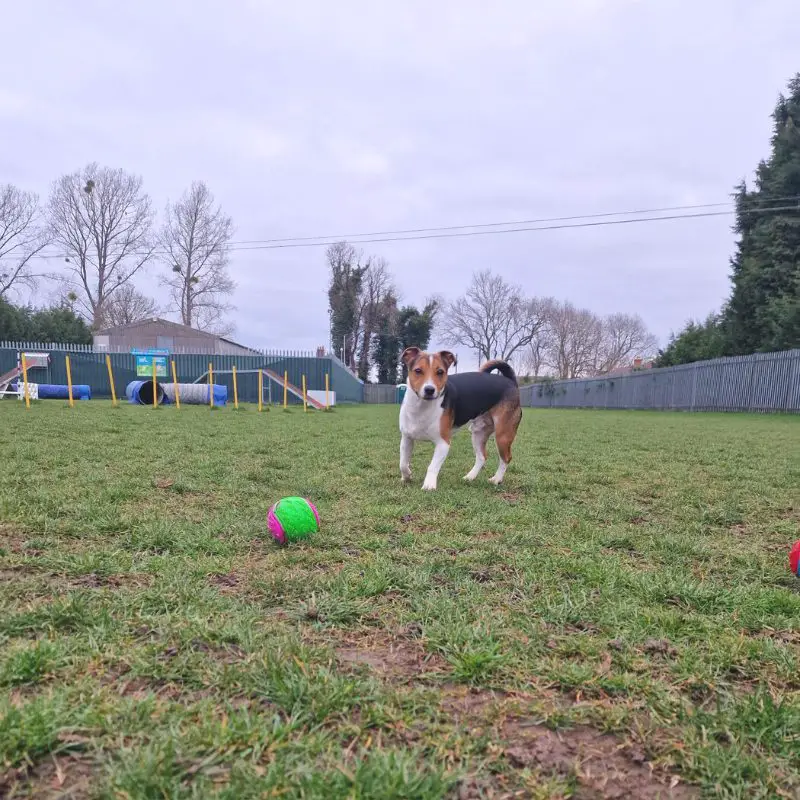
[232,365,239,410]
[690,361,698,412]
[258,369,263,412]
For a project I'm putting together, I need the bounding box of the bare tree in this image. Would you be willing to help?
[160,181,235,333]
[356,258,393,380]
[48,164,155,328]
[521,297,556,377]
[545,301,603,379]
[439,270,547,364]
[592,313,659,374]
[99,283,160,328]
[0,184,50,299]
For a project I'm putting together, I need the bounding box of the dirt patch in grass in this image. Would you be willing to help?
[71,571,152,589]
[0,566,150,591]
[0,753,95,800]
[437,685,695,799]
[642,638,678,658]
[333,629,448,680]
[454,774,524,799]
[441,685,511,719]
[187,638,247,662]
[0,566,38,581]
[754,628,800,645]
[209,571,240,591]
[501,719,695,799]
[117,676,191,701]
[397,513,441,535]
[499,492,522,505]
[0,525,36,555]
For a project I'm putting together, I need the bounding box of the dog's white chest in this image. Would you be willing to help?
[399,397,443,442]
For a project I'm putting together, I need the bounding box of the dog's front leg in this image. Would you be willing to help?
[422,439,450,491]
[400,434,414,483]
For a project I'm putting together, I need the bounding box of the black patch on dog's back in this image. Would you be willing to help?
[442,371,516,428]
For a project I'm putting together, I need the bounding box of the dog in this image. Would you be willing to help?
[399,347,522,491]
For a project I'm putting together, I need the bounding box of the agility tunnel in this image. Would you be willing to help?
[13,382,91,400]
[126,380,167,405]
[162,383,228,406]
[126,380,228,406]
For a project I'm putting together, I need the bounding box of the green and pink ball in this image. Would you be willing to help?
[268,497,320,544]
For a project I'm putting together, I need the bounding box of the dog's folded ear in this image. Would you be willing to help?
[438,351,457,370]
[401,347,421,366]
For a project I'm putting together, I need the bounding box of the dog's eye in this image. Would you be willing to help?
[436,369,445,376]
[414,367,423,375]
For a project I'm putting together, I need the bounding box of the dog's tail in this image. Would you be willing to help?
[480,359,517,385]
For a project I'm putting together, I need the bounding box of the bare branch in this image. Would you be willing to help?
[159,181,235,334]
[48,163,155,328]
[99,283,160,328]
[520,297,556,377]
[0,184,50,299]
[356,257,393,380]
[592,313,659,374]
[543,301,603,379]
[438,270,546,364]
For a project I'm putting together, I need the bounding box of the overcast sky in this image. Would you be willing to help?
[2,0,799,359]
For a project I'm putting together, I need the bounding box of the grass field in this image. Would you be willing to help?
[1,401,798,799]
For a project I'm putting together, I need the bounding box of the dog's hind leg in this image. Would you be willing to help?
[489,405,521,485]
[464,415,493,482]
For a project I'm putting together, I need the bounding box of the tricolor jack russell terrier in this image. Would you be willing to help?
[399,347,522,491]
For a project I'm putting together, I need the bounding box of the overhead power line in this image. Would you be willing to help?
[228,195,800,245]
[9,196,800,262]
[226,204,800,251]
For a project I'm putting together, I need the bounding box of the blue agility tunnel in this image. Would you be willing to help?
[126,380,167,405]
[27,383,92,400]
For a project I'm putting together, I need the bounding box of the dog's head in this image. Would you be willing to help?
[402,347,457,400]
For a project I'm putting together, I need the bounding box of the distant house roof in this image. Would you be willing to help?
[605,360,654,377]
[95,317,257,352]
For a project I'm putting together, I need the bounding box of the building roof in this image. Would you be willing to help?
[94,317,256,352]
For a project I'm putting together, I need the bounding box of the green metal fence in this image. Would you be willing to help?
[0,343,364,404]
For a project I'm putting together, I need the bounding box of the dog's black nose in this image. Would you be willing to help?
[424,385,435,397]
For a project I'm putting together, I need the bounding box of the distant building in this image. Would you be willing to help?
[605,359,654,377]
[93,318,259,355]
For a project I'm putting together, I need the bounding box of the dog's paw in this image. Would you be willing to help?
[401,472,412,484]
[488,475,503,485]
[463,473,476,482]
[421,478,437,491]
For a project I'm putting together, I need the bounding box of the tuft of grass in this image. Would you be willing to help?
[0,641,61,687]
